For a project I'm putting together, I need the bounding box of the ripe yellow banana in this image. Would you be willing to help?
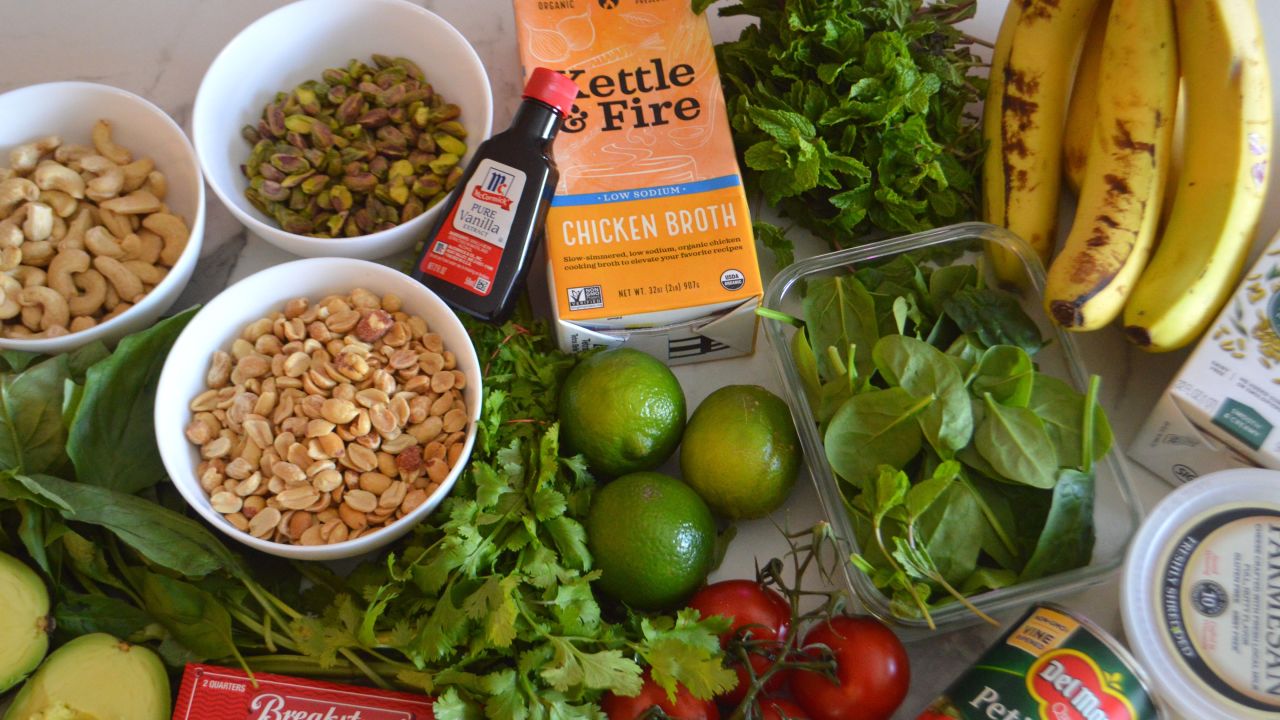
[983,0,1102,284]
[1062,0,1109,195]
[1044,0,1178,331]
[1122,0,1272,351]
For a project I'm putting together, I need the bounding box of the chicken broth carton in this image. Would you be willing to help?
[512,0,762,364]
[1130,231,1280,484]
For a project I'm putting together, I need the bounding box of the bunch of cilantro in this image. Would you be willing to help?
[701,0,985,264]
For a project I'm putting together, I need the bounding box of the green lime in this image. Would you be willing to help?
[680,385,800,519]
[559,348,685,477]
[586,471,716,610]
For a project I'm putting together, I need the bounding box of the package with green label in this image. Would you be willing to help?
[1130,231,1280,484]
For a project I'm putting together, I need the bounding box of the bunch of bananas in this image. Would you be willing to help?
[983,0,1272,351]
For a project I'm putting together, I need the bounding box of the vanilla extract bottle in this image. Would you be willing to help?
[410,67,579,322]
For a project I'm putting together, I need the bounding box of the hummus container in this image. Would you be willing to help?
[1121,468,1280,719]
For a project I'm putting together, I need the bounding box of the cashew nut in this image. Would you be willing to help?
[58,206,95,251]
[22,203,53,242]
[0,275,19,320]
[123,260,167,286]
[0,249,20,272]
[0,168,12,182]
[33,161,85,199]
[143,171,167,200]
[12,266,46,288]
[85,166,123,202]
[97,206,132,239]
[0,217,23,249]
[99,190,162,215]
[20,241,55,267]
[9,136,60,174]
[18,286,70,330]
[48,248,89,296]
[40,190,78,218]
[68,269,107,317]
[0,178,39,219]
[4,326,35,339]
[121,229,162,264]
[69,316,96,333]
[54,144,94,165]
[49,215,66,243]
[103,283,119,311]
[142,212,189,266]
[120,158,154,193]
[85,226,125,258]
[102,301,132,322]
[93,255,143,302]
[92,121,131,165]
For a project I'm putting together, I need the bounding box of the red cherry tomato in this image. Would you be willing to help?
[688,580,791,646]
[788,616,910,720]
[721,652,790,705]
[759,698,809,720]
[601,673,719,720]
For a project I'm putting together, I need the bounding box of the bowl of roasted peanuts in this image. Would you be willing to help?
[0,81,204,353]
[155,257,481,559]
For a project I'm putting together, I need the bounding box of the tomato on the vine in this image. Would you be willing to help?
[788,616,910,720]
[759,697,809,720]
[722,652,789,705]
[687,580,791,646]
[601,673,719,720]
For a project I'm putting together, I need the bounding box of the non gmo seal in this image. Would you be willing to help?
[720,269,745,291]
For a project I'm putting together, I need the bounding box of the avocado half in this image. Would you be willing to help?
[3,634,170,720]
[0,551,50,694]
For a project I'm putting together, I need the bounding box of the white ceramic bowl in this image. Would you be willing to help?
[193,0,493,260]
[155,258,482,560]
[0,81,205,354]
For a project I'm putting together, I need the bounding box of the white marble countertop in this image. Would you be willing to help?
[4,1,1280,717]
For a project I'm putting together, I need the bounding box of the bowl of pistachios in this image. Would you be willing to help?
[192,0,493,260]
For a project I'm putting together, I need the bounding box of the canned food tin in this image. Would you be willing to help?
[918,603,1162,720]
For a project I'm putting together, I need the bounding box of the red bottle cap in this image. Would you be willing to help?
[522,67,580,116]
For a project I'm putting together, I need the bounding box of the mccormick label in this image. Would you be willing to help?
[1154,506,1280,712]
[173,664,434,720]
[420,159,528,297]
[512,0,763,364]
[918,605,1159,720]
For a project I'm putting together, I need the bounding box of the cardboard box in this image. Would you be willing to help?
[512,0,762,365]
[173,664,433,719]
[1129,239,1280,484]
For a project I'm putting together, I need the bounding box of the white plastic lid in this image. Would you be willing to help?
[1121,468,1280,719]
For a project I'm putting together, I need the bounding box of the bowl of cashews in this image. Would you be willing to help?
[0,81,205,353]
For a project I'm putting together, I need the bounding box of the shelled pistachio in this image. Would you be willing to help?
[241,54,466,239]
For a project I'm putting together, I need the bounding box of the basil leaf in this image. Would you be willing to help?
[67,307,197,493]
[872,335,972,456]
[55,592,155,641]
[970,345,1034,407]
[1027,374,1113,468]
[24,473,237,577]
[824,387,928,487]
[139,570,238,659]
[804,276,879,382]
[975,395,1058,489]
[1019,469,1096,582]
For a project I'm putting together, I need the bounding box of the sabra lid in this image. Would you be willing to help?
[1121,468,1280,719]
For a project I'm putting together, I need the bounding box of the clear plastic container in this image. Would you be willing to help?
[761,221,1143,635]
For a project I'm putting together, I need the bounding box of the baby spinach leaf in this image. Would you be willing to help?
[942,288,1043,355]
[918,484,981,585]
[824,388,929,487]
[140,570,238,660]
[927,264,978,311]
[804,276,878,381]
[0,355,74,474]
[67,307,197,494]
[1019,469,1096,582]
[873,335,972,456]
[975,394,1058,489]
[960,568,1018,595]
[970,345,1034,407]
[1028,374,1113,468]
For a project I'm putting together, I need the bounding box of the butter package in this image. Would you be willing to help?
[173,664,434,719]
[1129,233,1280,484]
[512,0,762,364]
